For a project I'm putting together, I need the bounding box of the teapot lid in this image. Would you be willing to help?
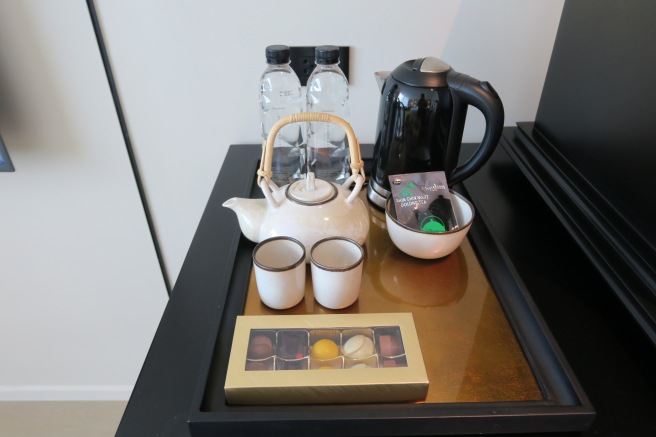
[391,57,452,88]
[286,175,338,205]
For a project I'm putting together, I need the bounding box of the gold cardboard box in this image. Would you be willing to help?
[224,312,428,405]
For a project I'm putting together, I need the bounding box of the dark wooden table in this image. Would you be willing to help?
[116,138,656,436]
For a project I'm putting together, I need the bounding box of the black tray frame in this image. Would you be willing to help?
[503,123,656,347]
[186,144,594,436]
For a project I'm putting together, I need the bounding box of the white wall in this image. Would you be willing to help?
[95,0,565,288]
[0,1,167,400]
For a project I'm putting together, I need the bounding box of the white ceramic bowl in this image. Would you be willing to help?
[385,190,475,259]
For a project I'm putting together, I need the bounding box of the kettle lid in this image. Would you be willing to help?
[391,57,452,88]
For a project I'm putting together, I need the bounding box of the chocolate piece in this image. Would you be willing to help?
[382,359,398,368]
[378,334,403,356]
[278,331,308,359]
[310,339,339,360]
[245,361,269,371]
[342,335,375,359]
[248,335,274,359]
[276,359,308,371]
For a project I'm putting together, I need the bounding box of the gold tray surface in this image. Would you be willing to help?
[243,193,542,404]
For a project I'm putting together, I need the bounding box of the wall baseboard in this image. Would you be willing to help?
[0,385,133,401]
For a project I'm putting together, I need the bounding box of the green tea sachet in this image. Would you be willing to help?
[389,171,459,233]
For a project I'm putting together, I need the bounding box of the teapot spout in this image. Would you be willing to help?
[222,197,267,243]
[374,71,390,92]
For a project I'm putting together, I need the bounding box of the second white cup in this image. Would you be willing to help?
[310,237,364,309]
[253,236,306,310]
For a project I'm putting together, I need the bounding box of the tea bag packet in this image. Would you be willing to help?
[389,171,459,233]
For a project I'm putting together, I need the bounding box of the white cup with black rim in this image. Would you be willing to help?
[310,237,364,309]
[252,236,306,310]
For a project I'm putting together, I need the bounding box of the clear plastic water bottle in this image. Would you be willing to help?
[259,45,304,187]
[306,45,350,183]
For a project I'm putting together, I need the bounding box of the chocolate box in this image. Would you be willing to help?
[224,313,428,405]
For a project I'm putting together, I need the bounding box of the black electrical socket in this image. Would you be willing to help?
[289,46,350,86]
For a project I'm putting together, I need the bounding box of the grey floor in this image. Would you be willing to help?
[0,401,126,437]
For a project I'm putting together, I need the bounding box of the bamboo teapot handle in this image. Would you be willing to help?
[256,113,366,194]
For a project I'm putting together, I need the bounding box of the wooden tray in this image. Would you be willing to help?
[187,144,594,436]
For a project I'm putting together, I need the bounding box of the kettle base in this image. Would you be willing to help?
[367,180,391,209]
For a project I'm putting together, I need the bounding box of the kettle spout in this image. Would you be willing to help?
[222,197,267,243]
[374,71,390,92]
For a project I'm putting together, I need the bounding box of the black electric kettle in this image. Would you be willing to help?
[367,57,504,208]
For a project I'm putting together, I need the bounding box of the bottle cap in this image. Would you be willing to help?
[265,45,291,64]
[315,45,340,65]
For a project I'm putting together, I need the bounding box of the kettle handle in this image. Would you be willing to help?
[257,112,366,198]
[446,72,505,185]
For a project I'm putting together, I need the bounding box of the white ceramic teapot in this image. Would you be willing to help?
[223,112,369,259]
